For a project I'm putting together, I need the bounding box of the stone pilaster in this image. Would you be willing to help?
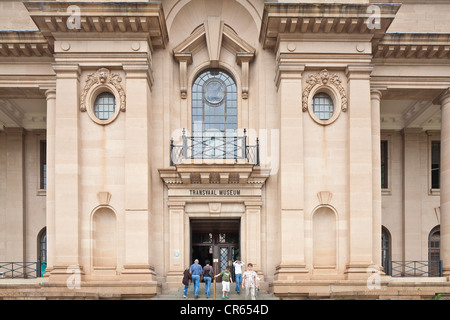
[274,59,309,280]
[439,89,450,277]
[49,64,83,281]
[345,65,374,279]
[121,63,156,282]
[166,201,186,291]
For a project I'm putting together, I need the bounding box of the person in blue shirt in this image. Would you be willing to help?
[189,259,203,298]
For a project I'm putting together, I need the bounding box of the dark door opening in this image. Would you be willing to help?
[190,219,240,278]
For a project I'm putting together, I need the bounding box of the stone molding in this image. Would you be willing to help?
[302,69,347,113]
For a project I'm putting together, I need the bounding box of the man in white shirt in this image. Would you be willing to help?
[233,258,244,294]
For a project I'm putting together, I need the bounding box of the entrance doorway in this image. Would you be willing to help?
[190,219,240,277]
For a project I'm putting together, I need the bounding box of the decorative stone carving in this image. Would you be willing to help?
[302,69,347,113]
[80,67,126,112]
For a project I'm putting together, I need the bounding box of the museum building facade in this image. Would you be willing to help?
[1,0,450,299]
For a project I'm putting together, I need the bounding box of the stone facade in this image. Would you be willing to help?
[0,0,450,299]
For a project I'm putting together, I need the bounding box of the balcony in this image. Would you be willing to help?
[170,129,259,166]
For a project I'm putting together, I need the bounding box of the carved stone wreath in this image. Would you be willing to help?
[302,69,347,113]
[80,68,126,113]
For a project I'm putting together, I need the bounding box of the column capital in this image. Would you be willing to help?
[275,58,305,89]
[167,201,186,209]
[436,88,450,107]
[345,64,373,80]
[44,88,56,101]
[370,89,383,102]
[123,63,153,88]
[52,63,81,78]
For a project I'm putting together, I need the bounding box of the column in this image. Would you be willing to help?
[345,65,374,279]
[439,90,450,277]
[44,88,56,276]
[121,64,156,281]
[274,59,309,280]
[4,127,25,262]
[371,89,383,271]
[49,64,82,281]
[166,201,185,290]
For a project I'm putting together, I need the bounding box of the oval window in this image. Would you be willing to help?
[312,92,334,121]
[94,92,116,121]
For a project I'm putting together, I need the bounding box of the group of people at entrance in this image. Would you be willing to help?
[182,258,260,300]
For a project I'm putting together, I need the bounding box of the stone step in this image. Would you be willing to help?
[152,282,279,300]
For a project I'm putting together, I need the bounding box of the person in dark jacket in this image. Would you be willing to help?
[182,266,191,298]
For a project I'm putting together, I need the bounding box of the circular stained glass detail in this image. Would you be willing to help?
[204,80,225,105]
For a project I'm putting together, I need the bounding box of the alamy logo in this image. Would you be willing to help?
[366,5,381,30]
[366,264,381,290]
[66,5,81,30]
[66,265,81,290]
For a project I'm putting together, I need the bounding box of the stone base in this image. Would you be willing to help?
[270,276,450,300]
[345,262,375,280]
[274,264,310,281]
[165,270,184,292]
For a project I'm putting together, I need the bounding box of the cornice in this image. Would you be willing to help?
[0,31,53,57]
[22,1,168,49]
[260,2,401,50]
[373,33,450,59]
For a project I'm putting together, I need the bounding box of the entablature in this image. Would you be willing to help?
[159,164,270,189]
[22,1,168,49]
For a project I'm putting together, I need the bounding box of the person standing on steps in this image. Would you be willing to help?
[202,260,214,298]
[215,266,233,299]
[241,263,259,300]
[182,266,191,298]
[189,259,202,299]
[233,258,244,294]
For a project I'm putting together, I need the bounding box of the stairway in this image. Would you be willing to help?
[152,282,279,300]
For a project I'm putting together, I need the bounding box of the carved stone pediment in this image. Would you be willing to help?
[172,17,255,99]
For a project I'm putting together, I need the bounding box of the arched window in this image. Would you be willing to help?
[191,69,238,159]
[381,226,391,275]
[37,227,46,277]
[192,69,237,136]
[428,225,440,276]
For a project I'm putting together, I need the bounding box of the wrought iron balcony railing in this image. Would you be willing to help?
[388,260,443,277]
[170,129,259,166]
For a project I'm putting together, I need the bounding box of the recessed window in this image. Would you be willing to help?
[39,140,47,190]
[312,92,334,121]
[94,92,116,121]
[431,141,440,189]
[381,140,388,189]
